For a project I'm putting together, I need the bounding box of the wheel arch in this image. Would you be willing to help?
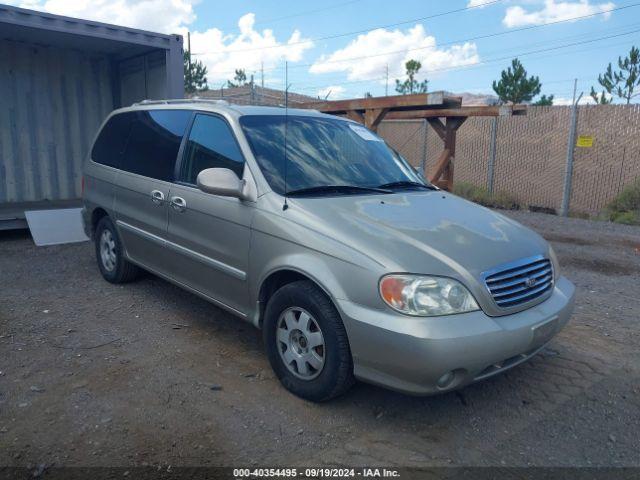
[256,267,340,329]
[91,207,110,237]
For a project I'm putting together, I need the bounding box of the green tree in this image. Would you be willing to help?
[183,51,208,94]
[533,94,554,106]
[492,58,541,104]
[589,87,612,104]
[227,69,248,88]
[591,46,640,104]
[395,60,429,95]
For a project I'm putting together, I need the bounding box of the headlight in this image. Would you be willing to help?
[379,274,479,316]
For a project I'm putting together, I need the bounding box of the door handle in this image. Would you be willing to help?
[150,190,165,205]
[170,196,187,213]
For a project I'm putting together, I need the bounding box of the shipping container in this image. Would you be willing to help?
[0,4,184,229]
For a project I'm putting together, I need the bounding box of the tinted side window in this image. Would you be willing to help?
[91,113,132,168]
[121,110,191,181]
[179,114,245,184]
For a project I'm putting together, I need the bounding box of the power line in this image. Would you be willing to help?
[299,36,638,98]
[288,3,639,70]
[200,3,638,77]
[193,0,505,55]
[291,20,640,88]
[253,0,364,26]
[296,34,638,91]
[204,0,365,32]
[245,35,636,96]
[295,28,640,92]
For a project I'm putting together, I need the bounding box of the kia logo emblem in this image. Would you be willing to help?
[525,277,537,288]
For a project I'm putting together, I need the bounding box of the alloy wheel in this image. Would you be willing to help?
[99,229,117,272]
[276,307,325,380]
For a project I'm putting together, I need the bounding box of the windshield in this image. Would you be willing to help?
[239,115,426,195]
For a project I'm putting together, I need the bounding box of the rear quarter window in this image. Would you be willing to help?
[91,113,132,169]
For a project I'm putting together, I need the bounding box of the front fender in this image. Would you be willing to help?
[249,212,384,326]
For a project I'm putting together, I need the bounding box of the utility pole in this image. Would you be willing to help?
[561,78,583,217]
[487,117,498,194]
[261,61,264,89]
[385,64,389,97]
[282,61,292,107]
[250,74,255,104]
[187,32,192,71]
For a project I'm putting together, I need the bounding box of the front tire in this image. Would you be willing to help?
[263,280,355,402]
[94,216,139,284]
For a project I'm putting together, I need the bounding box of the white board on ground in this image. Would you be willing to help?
[25,208,89,246]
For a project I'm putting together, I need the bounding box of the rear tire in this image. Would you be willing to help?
[263,280,355,402]
[95,216,139,284]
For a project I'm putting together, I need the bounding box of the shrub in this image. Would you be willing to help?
[605,179,640,225]
[610,211,639,225]
[452,182,519,210]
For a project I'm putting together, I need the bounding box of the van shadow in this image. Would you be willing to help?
[128,268,556,426]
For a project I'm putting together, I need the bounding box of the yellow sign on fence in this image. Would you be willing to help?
[576,135,594,148]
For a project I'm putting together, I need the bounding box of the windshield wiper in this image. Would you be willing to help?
[376,180,437,191]
[285,185,392,197]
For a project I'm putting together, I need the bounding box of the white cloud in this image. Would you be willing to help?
[5,1,314,87]
[553,91,610,105]
[317,86,346,100]
[309,25,479,85]
[467,0,492,7]
[553,96,594,105]
[190,13,314,85]
[6,0,195,34]
[503,0,616,28]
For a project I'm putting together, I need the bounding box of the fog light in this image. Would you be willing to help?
[437,371,455,389]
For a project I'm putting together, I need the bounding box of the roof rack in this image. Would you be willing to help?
[132,99,229,106]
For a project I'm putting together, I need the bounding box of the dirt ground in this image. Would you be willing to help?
[1,210,639,469]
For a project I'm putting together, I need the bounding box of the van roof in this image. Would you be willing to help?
[122,99,327,118]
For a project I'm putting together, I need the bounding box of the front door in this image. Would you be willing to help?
[165,113,254,315]
[112,109,192,275]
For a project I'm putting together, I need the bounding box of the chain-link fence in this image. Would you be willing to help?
[379,105,640,216]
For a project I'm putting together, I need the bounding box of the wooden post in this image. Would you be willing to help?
[428,117,466,190]
[346,111,365,124]
[364,108,389,132]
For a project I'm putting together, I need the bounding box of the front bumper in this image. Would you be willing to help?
[337,276,576,395]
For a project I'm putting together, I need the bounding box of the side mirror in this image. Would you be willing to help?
[197,168,248,200]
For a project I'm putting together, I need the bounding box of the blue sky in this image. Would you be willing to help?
[9,0,640,103]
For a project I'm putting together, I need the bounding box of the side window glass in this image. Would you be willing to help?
[121,110,191,181]
[180,114,245,184]
[91,113,133,169]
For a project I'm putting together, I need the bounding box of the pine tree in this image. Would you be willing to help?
[533,94,554,106]
[395,60,429,95]
[492,58,541,104]
[184,51,208,94]
[591,46,639,104]
[227,69,248,88]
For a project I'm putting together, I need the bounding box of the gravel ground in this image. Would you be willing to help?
[0,210,639,469]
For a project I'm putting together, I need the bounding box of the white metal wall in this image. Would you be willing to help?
[0,39,114,204]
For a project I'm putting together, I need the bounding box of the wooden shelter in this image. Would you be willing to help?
[301,92,526,190]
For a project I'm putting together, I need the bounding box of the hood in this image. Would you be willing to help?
[287,190,549,281]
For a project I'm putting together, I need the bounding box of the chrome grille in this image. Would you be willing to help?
[484,256,553,308]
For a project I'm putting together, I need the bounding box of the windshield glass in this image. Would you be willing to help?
[239,115,426,194]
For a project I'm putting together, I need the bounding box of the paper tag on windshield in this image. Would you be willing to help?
[349,124,382,141]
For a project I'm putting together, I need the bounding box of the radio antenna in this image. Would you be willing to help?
[283,60,290,211]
